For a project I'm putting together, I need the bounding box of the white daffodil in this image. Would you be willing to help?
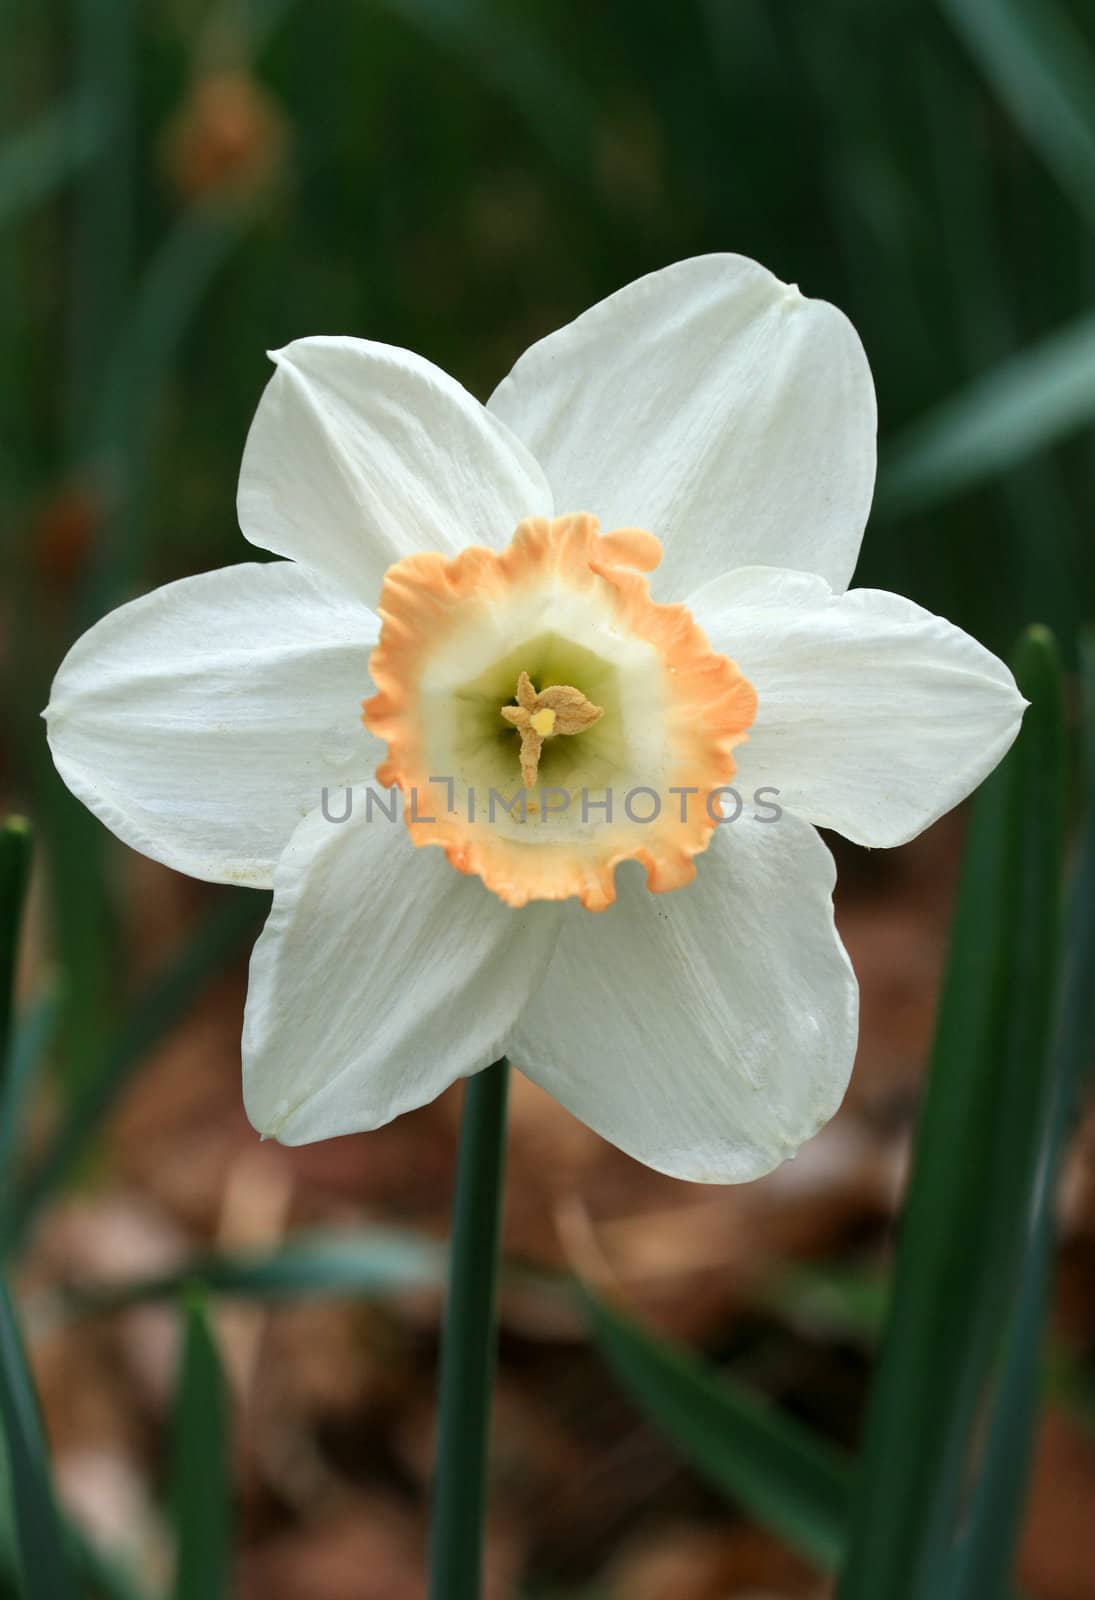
[46,255,1025,1182]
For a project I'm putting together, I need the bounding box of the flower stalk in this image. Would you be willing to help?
[428,1057,510,1600]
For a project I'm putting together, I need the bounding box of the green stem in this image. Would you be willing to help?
[428,1058,510,1600]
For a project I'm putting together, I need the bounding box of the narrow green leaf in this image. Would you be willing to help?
[0,1328,144,1600]
[54,1226,447,1317]
[0,1363,146,1600]
[0,819,36,1254]
[7,890,263,1252]
[951,629,1095,1599]
[171,1296,231,1600]
[838,627,1067,1600]
[940,0,1095,228]
[0,984,62,1204]
[879,308,1095,516]
[0,99,108,229]
[0,819,32,1085]
[83,209,246,617]
[0,1419,16,1593]
[582,1288,852,1571]
[63,0,137,458]
[0,1278,79,1598]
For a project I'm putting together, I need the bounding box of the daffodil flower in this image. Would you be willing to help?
[46,255,1024,1181]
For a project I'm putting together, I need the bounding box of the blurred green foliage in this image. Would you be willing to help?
[2,3,1095,1596]
[4,0,1095,647]
[170,1296,231,1600]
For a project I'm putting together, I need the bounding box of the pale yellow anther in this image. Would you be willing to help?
[500,670,603,787]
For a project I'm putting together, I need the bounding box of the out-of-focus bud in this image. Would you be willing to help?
[162,70,287,205]
[32,479,104,592]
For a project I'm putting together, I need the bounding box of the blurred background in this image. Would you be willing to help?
[2,1,1095,1597]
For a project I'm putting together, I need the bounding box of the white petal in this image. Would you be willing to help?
[506,817,857,1183]
[46,562,381,888]
[488,255,876,596]
[690,566,1026,848]
[243,810,562,1144]
[238,336,553,604]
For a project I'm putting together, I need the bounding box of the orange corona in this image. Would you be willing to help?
[364,513,757,910]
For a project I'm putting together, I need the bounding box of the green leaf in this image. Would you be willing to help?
[0,99,108,229]
[0,985,62,1207]
[582,1287,852,1571]
[54,1226,447,1318]
[0,1323,145,1600]
[0,818,32,1089]
[950,629,1095,1599]
[0,1278,79,1598]
[0,1348,145,1600]
[84,210,248,617]
[879,308,1095,516]
[940,0,1095,228]
[6,890,263,1252]
[171,1295,231,1600]
[838,627,1067,1600]
[0,1418,17,1593]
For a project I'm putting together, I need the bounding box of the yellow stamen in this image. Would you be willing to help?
[500,670,603,786]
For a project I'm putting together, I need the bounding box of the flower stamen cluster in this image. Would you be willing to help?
[500,671,603,786]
